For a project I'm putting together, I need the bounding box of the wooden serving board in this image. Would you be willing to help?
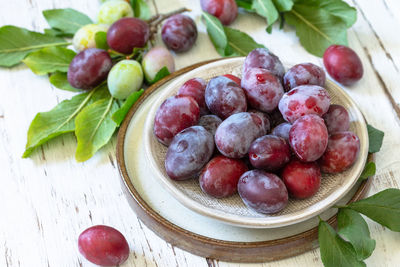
[116,58,374,263]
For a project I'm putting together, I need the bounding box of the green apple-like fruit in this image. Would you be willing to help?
[72,24,109,52]
[142,47,175,82]
[97,0,134,25]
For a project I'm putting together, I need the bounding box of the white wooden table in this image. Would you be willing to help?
[1,0,400,266]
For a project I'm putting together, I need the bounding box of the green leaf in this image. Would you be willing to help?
[44,28,73,38]
[75,97,119,162]
[0,25,69,67]
[203,12,265,57]
[319,0,357,27]
[147,66,170,84]
[49,72,80,92]
[224,27,265,56]
[367,124,384,153]
[43,8,93,35]
[346,189,400,232]
[22,47,76,75]
[273,0,294,12]
[284,0,349,57]
[23,84,109,158]
[235,0,253,11]
[95,31,109,50]
[359,162,376,180]
[318,219,366,267]
[112,89,144,126]
[337,208,376,260]
[252,0,279,30]
[130,0,151,20]
[202,12,229,56]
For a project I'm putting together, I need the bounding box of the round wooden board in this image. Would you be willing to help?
[116,58,374,263]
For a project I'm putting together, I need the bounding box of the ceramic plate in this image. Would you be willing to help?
[142,57,369,228]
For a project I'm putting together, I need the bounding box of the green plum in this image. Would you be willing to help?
[72,24,109,52]
[108,60,144,99]
[142,47,175,82]
[97,0,134,25]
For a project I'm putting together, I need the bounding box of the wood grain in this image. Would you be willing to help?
[0,0,399,266]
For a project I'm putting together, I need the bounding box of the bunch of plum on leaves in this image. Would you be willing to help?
[68,0,198,98]
[154,47,363,215]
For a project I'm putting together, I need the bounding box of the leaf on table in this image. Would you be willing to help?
[95,31,109,50]
[346,189,400,232]
[202,12,229,56]
[284,0,350,57]
[273,0,294,12]
[319,0,357,27]
[203,12,265,57]
[0,25,69,67]
[112,89,144,126]
[367,124,384,153]
[252,0,279,32]
[43,8,93,35]
[44,28,73,38]
[49,72,80,92]
[130,0,151,20]
[22,47,76,75]
[318,220,366,267]
[359,162,376,181]
[235,0,253,11]
[224,27,265,56]
[147,66,170,84]
[337,208,376,260]
[23,84,109,158]
[75,97,119,162]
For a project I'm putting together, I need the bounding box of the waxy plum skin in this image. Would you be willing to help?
[238,170,288,214]
[199,155,248,198]
[154,96,200,146]
[165,126,214,181]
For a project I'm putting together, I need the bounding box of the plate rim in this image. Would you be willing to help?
[141,57,369,228]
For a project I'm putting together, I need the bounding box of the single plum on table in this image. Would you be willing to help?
[205,76,247,119]
[282,159,321,199]
[248,109,271,134]
[68,48,112,90]
[278,85,331,123]
[142,46,175,83]
[154,96,200,146]
[319,131,360,173]
[323,45,363,85]
[178,78,208,115]
[198,115,222,136]
[78,225,129,266]
[289,114,328,162]
[323,104,350,134]
[248,135,291,171]
[165,126,214,180]
[161,14,198,52]
[242,48,285,79]
[107,17,149,54]
[238,170,288,214]
[215,112,266,158]
[200,0,238,25]
[223,74,241,85]
[283,63,326,91]
[271,122,292,141]
[199,155,248,198]
[241,68,284,112]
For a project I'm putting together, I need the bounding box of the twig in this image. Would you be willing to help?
[152,0,159,16]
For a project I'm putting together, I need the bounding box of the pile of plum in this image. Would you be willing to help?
[153,48,361,215]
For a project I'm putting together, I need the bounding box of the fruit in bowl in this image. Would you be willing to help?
[151,48,364,218]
